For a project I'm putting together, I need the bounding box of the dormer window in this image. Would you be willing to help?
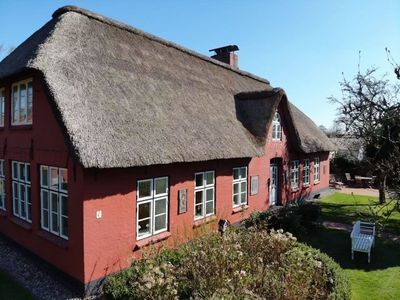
[0,88,5,127]
[272,112,282,140]
[11,79,33,126]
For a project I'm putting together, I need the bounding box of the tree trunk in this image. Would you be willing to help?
[379,175,387,204]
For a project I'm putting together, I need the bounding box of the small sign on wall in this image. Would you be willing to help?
[178,189,188,214]
[250,176,259,196]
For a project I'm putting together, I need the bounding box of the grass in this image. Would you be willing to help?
[299,227,400,300]
[317,192,400,235]
[0,270,35,300]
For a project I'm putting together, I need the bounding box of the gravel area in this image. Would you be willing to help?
[0,234,90,300]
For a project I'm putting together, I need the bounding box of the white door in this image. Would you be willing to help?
[269,164,278,205]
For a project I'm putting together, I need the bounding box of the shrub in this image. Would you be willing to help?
[103,228,350,300]
[243,201,321,234]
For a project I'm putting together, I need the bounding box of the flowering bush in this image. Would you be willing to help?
[104,228,350,300]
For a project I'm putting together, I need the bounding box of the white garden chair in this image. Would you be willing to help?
[350,220,375,263]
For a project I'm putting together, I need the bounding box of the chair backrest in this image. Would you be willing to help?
[345,173,351,180]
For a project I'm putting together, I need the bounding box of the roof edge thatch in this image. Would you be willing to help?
[51,5,270,85]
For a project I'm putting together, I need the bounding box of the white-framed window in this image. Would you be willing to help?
[303,159,310,186]
[233,167,247,207]
[314,158,320,183]
[12,161,31,222]
[40,165,68,239]
[0,88,5,127]
[0,160,5,210]
[137,177,168,240]
[272,112,282,140]
[11,79,33,126]
[291,160,299,190]
[194,171,215,220]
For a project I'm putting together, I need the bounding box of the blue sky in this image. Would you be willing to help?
[0,1,399,128]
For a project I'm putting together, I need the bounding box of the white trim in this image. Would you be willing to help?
[291,160,299,190]
[11,161,31,222]
[303,159,310,185]
[272,112,282,141]
[314,157,320,183]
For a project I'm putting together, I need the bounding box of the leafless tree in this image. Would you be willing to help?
[329,67,400,204]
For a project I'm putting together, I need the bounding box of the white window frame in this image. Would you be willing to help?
[232,166,247,208]
[0,159,5,210]
[194,171,215,220]
[12,161,31,222]
[40,165,68,240]
[291,160,299,190]
[11,79,33,126]
[314,157,320,183]
[0,88,5,127]
[303,159,310,186]
[272,112,282,141]
[136,177,168,240]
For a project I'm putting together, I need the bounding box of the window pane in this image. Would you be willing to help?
[19,163,25,181]
[12,162,18,180]
[43,210,49,229]
[240,181,247,193]
[206,188,213,201]
[26,186,31,204]
[41,190,49,209]
[155,177,167,195]
[154,214,166,232]
[50,168,58,190]
[206,201,214,215]
[138,219,150,236]
[195,173,203,187]
[12,87,19,123]
[240,192,247,204]
[233,183,239,194]
[26,164,30,183]
[27,203,32,222]
[19,84,27,122]
[61,216,68,238]
[240,167,247,179]
[205,172,214,185]
[195,204,203,217]
[154,198,166,215]
[41,166,49,187]
[51,193,58,214]
[59,169,68,192]
[27,82,33,123]
[61,195,68,216]
[51,212,59,233]
[195,190,203,204]
[233,194,239,205]
[0,179,4,196]
[138,180,152,199]
[233,168,239,180]
[138,202,150,220]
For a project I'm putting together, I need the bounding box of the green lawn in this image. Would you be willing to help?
[299,228,400,300]
[0,270,35,300]
[318,193,400,235]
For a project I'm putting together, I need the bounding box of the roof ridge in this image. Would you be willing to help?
[52,5,270,85]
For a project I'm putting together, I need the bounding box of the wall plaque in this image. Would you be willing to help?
[250,176,259,196]
[178,189,188,214]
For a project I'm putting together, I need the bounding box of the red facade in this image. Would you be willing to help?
[0,72,330,287]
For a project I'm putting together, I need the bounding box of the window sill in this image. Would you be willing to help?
[36,230,68,249]
[314,181,320,185]
[9,124,33,130]
[232,205,249,214]
[291,188,299,193]
[303,184,310,188]
[193,215,216,228]
[134,231,171,250]
[10,217,32,231]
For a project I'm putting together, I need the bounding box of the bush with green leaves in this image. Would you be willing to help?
[103,228,350,300]
[243,201,321,234]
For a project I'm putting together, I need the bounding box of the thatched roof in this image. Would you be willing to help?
[0,6,333,168]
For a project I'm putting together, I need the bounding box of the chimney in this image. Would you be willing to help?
[209,45,239,68]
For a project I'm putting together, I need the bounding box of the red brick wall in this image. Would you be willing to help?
[0,72,85,282]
